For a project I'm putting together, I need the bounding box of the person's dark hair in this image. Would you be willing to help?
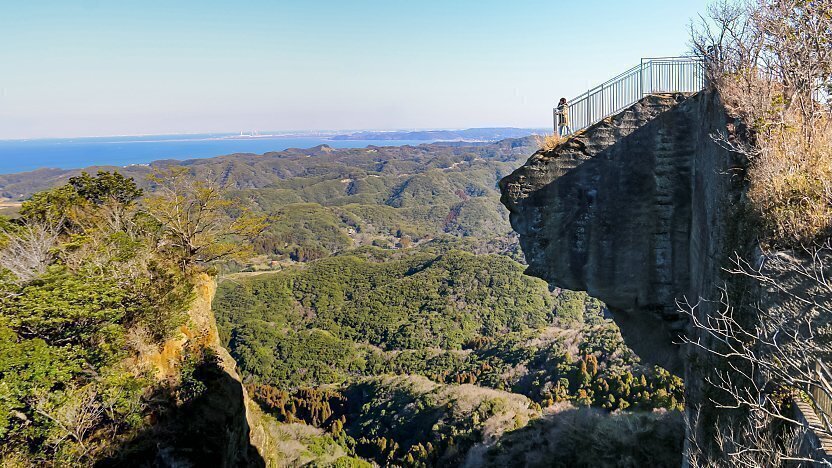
[559,97,567,104]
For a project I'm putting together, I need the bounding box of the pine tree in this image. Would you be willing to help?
[586,354,598,376]
[331,419,343,435]
[579,359,591,386]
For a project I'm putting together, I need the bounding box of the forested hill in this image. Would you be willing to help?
[1,137,540,266]
[330,127,546,141]
[0,135,686,466]
[0,137,537,201]
[198,134,686,465]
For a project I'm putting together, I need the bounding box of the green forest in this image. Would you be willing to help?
[0,138,686,466]
[216,248,682,410]
[0,172,199,464]
[214,246,684,466]
[202,138,686,465]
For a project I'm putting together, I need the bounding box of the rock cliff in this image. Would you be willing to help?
[163,273,265,467]
[501,91,743,375]
[501,90,832,463]
[103,273,266,467]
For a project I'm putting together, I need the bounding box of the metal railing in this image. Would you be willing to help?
[555,56,706,134]
[814,360,832,428]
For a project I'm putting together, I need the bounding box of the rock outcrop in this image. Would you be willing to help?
[104,274,266,467]
[500,91,742,374]
[501,90,832,463]
[167,273,266,467]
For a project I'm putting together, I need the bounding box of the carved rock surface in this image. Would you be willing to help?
[500,92,739,374]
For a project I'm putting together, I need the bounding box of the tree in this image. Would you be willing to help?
[579,359,591,387]
[18,171,143,235]
[19,185,82,227]
[69,171,143,206]
[0,221,59,285]
[0,326,82,440]
[691,0,832,140]
[0,171,201,462]
[144,167,266,269]
[331,418,343,435]
[753,0,832,135]
[681,241,832,466]
[69,171,143,232]
[586,354,598,376]
[1,267,128,364]
[33,386,104,457]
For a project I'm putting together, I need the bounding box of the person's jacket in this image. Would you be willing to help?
[557,103,569,126]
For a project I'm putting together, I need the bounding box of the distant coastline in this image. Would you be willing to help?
[330,127,546,141]
[0,127,544,174]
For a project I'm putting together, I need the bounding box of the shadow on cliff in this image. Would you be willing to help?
[467,406,684,467]
[96,355,265,468]
[499,93,715,374]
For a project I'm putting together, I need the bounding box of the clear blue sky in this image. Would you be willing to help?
[0,0,708,139]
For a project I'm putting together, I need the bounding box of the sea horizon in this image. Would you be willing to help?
[0,134,434,175]
[0,128,544,175]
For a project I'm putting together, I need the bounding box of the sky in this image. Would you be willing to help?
[0,0,708,139]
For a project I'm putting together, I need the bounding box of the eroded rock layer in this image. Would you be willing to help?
[500,92,740,373]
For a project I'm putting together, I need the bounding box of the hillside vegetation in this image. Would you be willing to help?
[168,137,686,466]
[683,1,832,465]
[0,137,687,466]
[0,173,197,464]
[217,247,682,408]
[1,139,536,263]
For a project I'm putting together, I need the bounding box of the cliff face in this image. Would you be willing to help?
[500,91,742,375]
[169,273,265,468]
[108,273,265,467]
[500,91,832,463]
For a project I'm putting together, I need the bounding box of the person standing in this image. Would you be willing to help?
[557,98,572,136]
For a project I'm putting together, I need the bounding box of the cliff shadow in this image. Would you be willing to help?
[96,354,265,468]
[502,95,705,374]
[467,406,684,467]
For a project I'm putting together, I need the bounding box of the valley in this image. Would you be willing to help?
[0,137,685,466]
[201,138,686,466]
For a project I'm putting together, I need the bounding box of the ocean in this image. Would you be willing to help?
[0,134,432,174]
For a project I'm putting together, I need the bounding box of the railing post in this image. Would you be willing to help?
[588,95,592,127]
[639,58,645,98]
[600,84,605,123]
[553,108,557,134]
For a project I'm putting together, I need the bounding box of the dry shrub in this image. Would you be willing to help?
[692,0,832,246]
[0,221,59,284]
[710,68,831,247]
[712,71,783,133]
[246,405,350,467]
[474,406,684,467]
[748,118,832,246]
[534,133,563,152]
[125,325,158,357]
